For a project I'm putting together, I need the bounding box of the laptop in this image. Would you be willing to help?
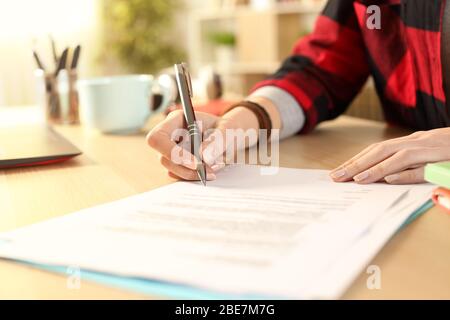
[0,126,82,169]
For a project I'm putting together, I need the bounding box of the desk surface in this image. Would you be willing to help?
[0,113,449,299]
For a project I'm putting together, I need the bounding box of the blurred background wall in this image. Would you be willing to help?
[0,0,101,106]
[0,0,208,106]
[0,0,382,121]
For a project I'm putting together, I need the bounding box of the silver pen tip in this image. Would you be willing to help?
[197,164,207,186]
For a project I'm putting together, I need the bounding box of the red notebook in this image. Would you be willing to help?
[0,125,81,169]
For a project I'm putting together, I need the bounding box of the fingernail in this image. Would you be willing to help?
[182,159,196,170]
[202,147,216,165]
[211,163,225,172]
[331,169,346,179]
[207,172,216,180]
[385,174,399,184]
[354,171,369,182]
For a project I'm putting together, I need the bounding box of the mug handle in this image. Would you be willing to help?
[148,76,173,116]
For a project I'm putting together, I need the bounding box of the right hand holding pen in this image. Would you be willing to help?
[146,107,259,181]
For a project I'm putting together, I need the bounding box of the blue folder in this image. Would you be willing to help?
[32,263,273,299]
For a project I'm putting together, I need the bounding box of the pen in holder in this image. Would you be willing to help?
[35,69,79,125]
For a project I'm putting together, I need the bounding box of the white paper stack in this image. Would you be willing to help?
[0,165,433,299]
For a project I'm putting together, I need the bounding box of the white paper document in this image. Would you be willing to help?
[0,165,433,298]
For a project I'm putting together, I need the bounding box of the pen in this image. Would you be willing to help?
[32,50,45,71]
[55,47,68,77]
[174,63,207,186]
[71,45,81,70]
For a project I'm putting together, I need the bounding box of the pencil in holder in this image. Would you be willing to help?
[35,69,79,125]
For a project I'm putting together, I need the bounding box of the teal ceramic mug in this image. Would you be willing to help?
[77,75,170,134]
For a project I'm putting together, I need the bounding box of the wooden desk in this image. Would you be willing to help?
[0,114,449,299]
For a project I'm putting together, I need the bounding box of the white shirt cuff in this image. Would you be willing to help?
[248,86,305,139]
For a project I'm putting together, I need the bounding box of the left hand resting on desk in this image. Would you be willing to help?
[330,128,450,184]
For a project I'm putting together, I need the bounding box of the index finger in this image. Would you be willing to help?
[147,111,196,169]
[147,110,218,169]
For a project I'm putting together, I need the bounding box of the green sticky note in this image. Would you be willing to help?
[424,162,450,189]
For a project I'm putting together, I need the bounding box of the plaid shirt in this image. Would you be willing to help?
[252,0,450,133]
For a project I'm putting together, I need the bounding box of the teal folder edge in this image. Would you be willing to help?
[0,200,434,299]
[400,200,434,229]
[29,263,276,300]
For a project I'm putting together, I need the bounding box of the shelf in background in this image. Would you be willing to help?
[188,0,325,96]
[213,61,281,75]
[192,1,325,21]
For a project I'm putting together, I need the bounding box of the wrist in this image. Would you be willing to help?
[246,96,281,130]
[222,106,260,131]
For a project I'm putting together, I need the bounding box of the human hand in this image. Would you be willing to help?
[146,107,259,181]
[329,128,450,184]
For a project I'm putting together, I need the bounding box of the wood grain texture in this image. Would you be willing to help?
[0,115,449,299]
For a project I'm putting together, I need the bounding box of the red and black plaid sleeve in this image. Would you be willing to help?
[253,0,370,133]
[253,0,450,132]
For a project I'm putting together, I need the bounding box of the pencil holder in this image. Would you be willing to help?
[35,69,79,125]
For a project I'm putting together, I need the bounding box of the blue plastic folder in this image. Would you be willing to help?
[0,200,433,299]
[32,263,272,299]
